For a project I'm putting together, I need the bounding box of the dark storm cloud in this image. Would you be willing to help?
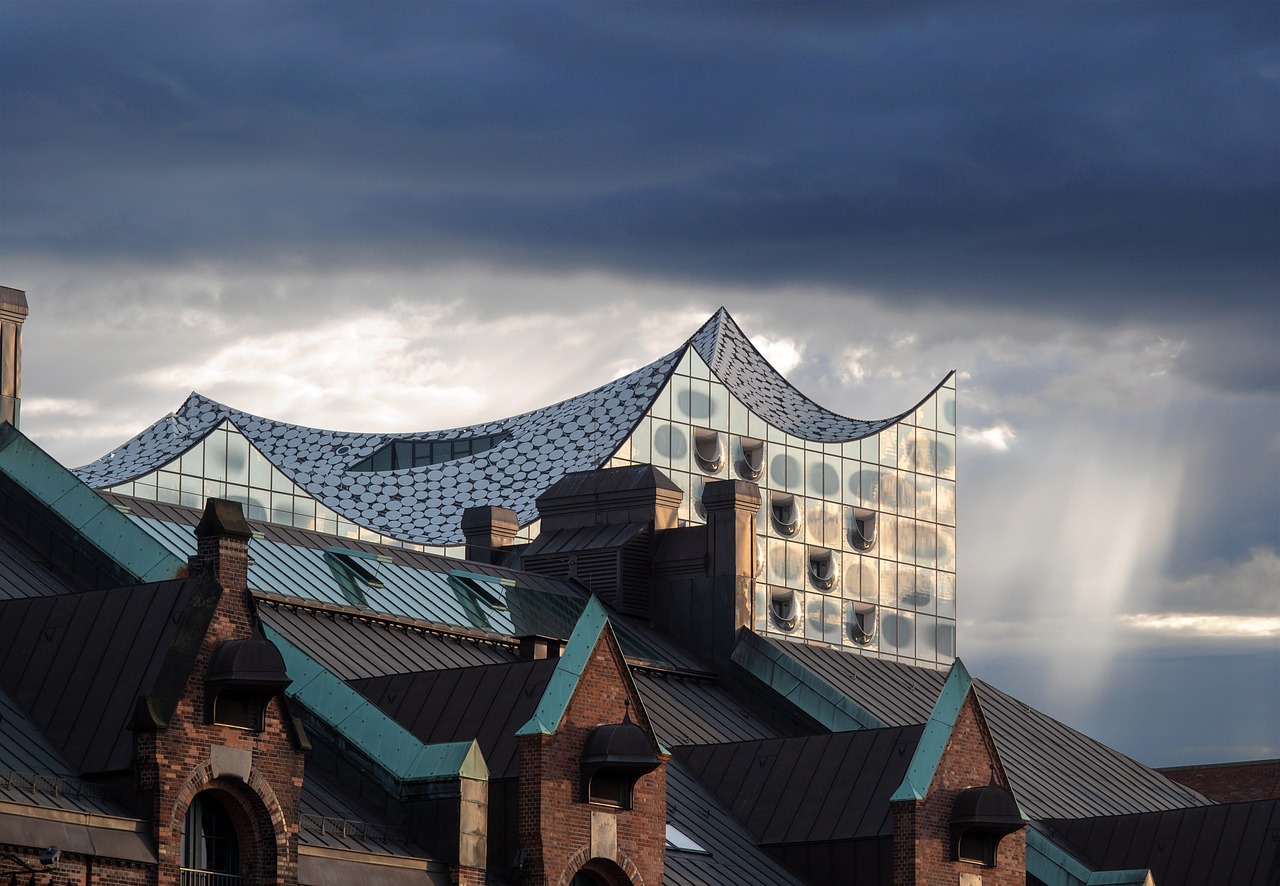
[3,2,1277,323]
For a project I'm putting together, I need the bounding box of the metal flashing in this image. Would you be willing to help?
[731,630,887,732]
[515,595,613,736]
[1027,823,1096,886]
[0,424,183,583]
[890,657,975,802]
[265,626,488,783]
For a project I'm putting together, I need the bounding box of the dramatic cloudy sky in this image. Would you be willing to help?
[3,2,1277,766]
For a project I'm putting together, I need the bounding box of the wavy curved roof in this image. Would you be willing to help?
[75,309,942,545]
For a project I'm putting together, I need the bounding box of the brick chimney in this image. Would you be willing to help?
[1,286,28,428]
[461,505,520,564]
[191,497,254,633]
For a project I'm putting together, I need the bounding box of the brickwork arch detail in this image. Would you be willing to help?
[554,845,643,886]
[168,761,290,885]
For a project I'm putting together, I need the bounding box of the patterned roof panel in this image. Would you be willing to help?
[690,307,942,442]
[73,310,942,545]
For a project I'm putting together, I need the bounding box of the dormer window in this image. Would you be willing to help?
[349,433,509,472]
[808,548,837,591]
[205,633,291,732]
[579,708,660,811]
[770,588,798,631]
[448,570,512,631]
[951,780,1025,866]
[693,429,725,474]
[849,508,877,552]
[850,603,877,645]
[324,547,387,608]
[735,437,765,481]
[770,493,800,537]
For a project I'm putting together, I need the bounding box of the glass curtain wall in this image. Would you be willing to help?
[609,347,957,669]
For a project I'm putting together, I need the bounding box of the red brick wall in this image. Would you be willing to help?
[0,845,154,886]
[135,528,305,886]
[1158,759,1280,803]
[892,692,1025,886]
[517,633,667,886]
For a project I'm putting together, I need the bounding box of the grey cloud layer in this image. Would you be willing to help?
[3,2,1277,329]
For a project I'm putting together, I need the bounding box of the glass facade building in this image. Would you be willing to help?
[81,309,956,668]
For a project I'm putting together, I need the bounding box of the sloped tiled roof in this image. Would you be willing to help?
[1039,799,1280,886]
[74,310,939,545]
[756,637,1213,820]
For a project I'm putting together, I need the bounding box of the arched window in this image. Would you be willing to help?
[181,794,241,885]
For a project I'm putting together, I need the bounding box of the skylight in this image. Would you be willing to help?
[665,824,709,854]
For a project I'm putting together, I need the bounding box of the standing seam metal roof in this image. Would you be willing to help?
[757,637,1213,821]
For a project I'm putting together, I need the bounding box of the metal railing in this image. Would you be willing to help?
[179,869,242,886]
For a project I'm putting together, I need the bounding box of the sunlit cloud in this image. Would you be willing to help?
[1120,613,1280,638]
[20,397,94,417]
[752,336,803,375]
[961,422,1016,451]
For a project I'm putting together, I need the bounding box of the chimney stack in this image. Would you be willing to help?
[460,505,520,564]
[1,287,29,428]
[191,498,255,633]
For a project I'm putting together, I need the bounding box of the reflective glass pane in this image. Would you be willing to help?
[630,420,651,463]
[937,572,956,618]
[937,525,956,573]
[709,382,730,432]
[937,434,956,480]
[204,430,227,482]
[879,426,897,467]
[940,389,957,434]
[937,479,956,526]
[179,442,203,477]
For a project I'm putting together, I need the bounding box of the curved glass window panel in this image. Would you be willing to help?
[848,508,877,552]
[940,388,957,434]
[850,601,878,646]
[225,429,250,485]
[881,611,913,651]
[736,436,765,480]
[874,425,894,467]
[917,524,938,569]
[653,423,688,461]
[709,382,730,432]
[808,548,838,591]
[937,525,956,573]
[915,475,937,523]
[770,587,799,632]
[853,467,880,508]
[878,470,898,511]
[937,434,956,480]
[937,478,956,526]
[770,493,801,537]
[917,615,938,660]
[877,513,898,561]
[897,473,916,517]
[937,619,956,659]
[766,540,790,585]
[914,568,937,612]
[918,429,938,474]
[769,451,802,492]
[916,396,937,431]
[693,429,725,474]
[807,454,839,497]
[630,418,651,463]
[937,572,956,618]
[691,474,706,521]
[728,390,750,436]
[204,430,228,482]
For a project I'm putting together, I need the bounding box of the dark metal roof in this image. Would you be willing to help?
[353,661,559,780]
[761,637,1213,820]
[0,579,195,774]
[0,521,86,600]
[634,670,781,748]
[522,521,647,557]
[0,688,128,815]
[1040,799,1280,886]
[664,759,807,886]
[299,770,436,860]
[258,598,519,679]
[674,725,924,845]
[111,493,708,673]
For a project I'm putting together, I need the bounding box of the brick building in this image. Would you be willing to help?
[1,298,1276,884]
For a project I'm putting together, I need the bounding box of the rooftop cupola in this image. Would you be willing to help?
[950,776,1026,865]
